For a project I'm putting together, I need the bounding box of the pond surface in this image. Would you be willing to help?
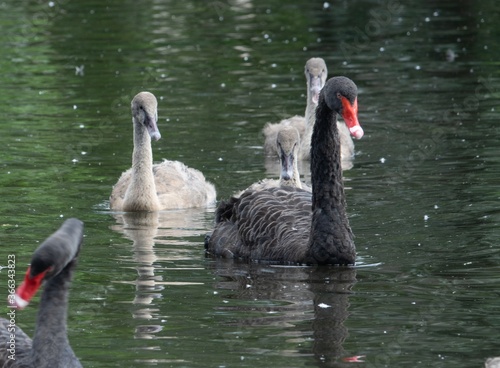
[0,0,499,367]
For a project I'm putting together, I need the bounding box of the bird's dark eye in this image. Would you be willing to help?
[336,92,341,99]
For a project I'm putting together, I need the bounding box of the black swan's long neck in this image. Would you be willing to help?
[306,97,355,265]
[31,264,75,364]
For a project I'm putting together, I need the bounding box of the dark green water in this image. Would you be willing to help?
[0,0,499,367]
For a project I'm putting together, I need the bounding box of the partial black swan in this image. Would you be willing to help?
[0,218,84,368]
[262,58,361,168]
[236,126,310,196]
[205,76,363,265]
[263,57,328,159]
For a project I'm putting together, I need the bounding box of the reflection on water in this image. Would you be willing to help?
[208,260,357,366]
[110,209,214,340]
[112,211,163,337]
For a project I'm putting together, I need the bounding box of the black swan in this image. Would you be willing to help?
[205,76,363,265]
[110,91,216,211]
[0,218,84,368]
[262,58,361,167]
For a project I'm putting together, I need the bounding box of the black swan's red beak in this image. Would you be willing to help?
[340,96,364,139]
[12,267,48,309]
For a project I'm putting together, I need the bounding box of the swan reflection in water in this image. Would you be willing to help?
[110,208,214,339]
[207,259,357,366]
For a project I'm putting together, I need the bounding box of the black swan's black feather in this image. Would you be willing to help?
[206,77,359,265]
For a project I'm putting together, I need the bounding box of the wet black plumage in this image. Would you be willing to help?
[206,77,359,265]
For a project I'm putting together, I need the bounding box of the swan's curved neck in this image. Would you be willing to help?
[31,266,74,363]
[123,120,160,211]
[307,98,355,264]
[132,120,154,173]
[301,88,318,155]
[305,90,317,125]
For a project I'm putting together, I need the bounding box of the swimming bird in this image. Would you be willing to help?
[237,126,310,196]
[110,92,216,211]
[262,58,360,167]
[205,76,363,265]
[0,218,84,368]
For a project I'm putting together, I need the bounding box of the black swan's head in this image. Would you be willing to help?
[322,76,364,139]
[12,218,84,309]
[131,91,161,141]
